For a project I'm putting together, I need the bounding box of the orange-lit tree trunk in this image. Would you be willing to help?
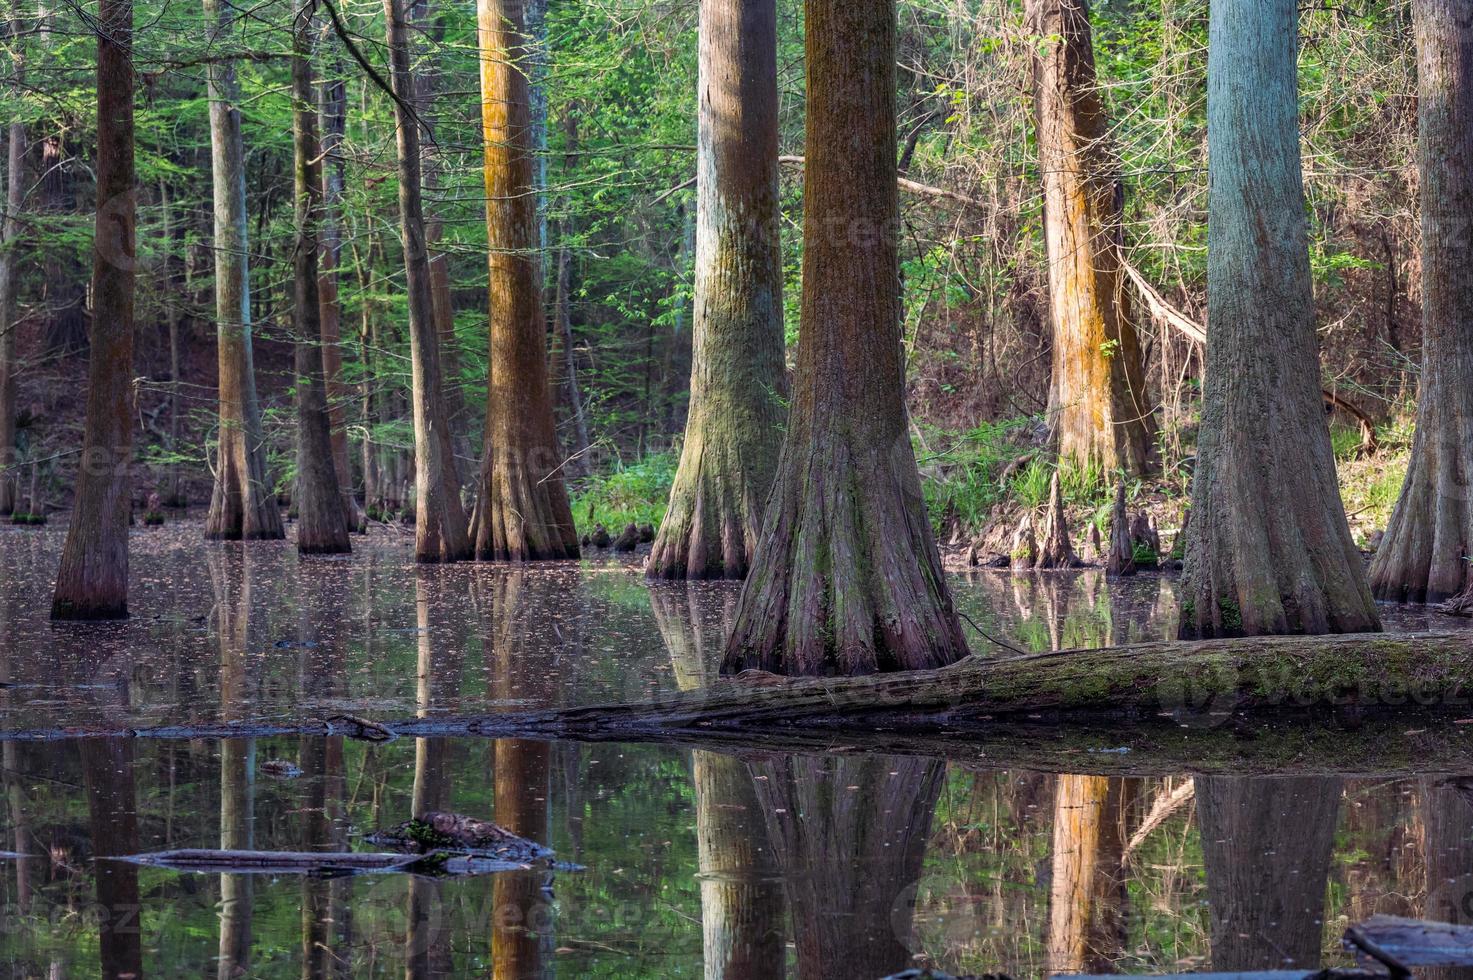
[203,0,283,542]
[0,3,24,517]
[317,54,364,533]
[291,3,349,556]
[648,0,786,581]
[1028,0,1153,477]
[51,0,135,620]
[1369,0,1473,605]
[719,0,967,675]
[474,0,578,561]
[1178,0,1378,637]
[1047,774,1138,974]
[383,0,471,562]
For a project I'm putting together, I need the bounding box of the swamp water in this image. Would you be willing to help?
[0,520,1468,977]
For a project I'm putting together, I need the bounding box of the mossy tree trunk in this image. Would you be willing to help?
[1178,0,1379,638]
[1028,0,1154,477]
[291,3,349,556]
[0,3,24,517]
[384,0,471,562]
[1197,776,1339,971]
[647,0,786,580]
[474,0,578,561]
[203,0,283,542]
[1369,0,1473,605]
[719,0,968,675]
[51,0,135,620]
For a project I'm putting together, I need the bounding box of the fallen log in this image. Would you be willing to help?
[117,848,543,878]
[1346,915,1473,970]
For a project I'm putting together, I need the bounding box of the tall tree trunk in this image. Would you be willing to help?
[1178,0,1379,638]
[474,0,578,561]
[1028,0,1154,477]
[1196,776,1339,971]
[292,3,350,555]
[51,0,135,620]
[160,172,184,507]
[383,0,471,562]
[1046,774,1138,974]
[719,0,967,675]
[203,0,283,541]
[0,1,23,517]
[647,0,786,581]
[317,51,364,533]
[81,738,143,980]
[1369,0,1473,605]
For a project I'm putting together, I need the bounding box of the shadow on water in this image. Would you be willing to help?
[0,520,1469,975]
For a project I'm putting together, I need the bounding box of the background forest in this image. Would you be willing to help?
[0,0,1417,541]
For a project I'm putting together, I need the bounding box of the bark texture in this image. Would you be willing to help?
[384,0,471,562]
[475,0,579,561]
[647,0,786,580]
[291,5,350,556]
[1368,0,1473,605]
[1028,0,1154,477]
[203,0,283,541]
[51,0,135,620]
[1179,0,1379,638]
[0,4,23,517]
[1197,776,1339,971]
[720,0,968,675]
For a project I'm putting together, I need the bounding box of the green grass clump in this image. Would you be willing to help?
[569,452,677,537]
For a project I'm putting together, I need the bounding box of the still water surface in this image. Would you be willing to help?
[0,520,1467,977]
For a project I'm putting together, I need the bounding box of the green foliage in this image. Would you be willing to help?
[917,418,1039,528]
[569,452,677,535]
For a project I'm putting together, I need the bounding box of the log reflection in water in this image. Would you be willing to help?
[1197,776,1340,971]
[652,584,786,978]
[82,737,142,980]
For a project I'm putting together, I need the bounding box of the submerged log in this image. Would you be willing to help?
[118,848,538,877]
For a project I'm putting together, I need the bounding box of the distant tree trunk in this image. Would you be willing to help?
[648,0,786,581]
[39,134,87,356]
[1178,0,1379,638]
[751,753,940,978]
[50,0,135,620]
[203,0,283,541]
[290,5,350,555]
[317,52,364,532]
[1369,0,1473,605]
[474,0,579,561]
[1047,775,1138,974]
[81,738,143,980]
[720,0,968,675]
[160,176,183,507]
[553,243,592,475]
[1028,0,1153,477]
[1196,776,1339,971]
[383,0,471,562]
[0,2,23,517]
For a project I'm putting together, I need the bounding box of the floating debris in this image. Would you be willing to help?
[365,810,555,863]
[259,760,302,779]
